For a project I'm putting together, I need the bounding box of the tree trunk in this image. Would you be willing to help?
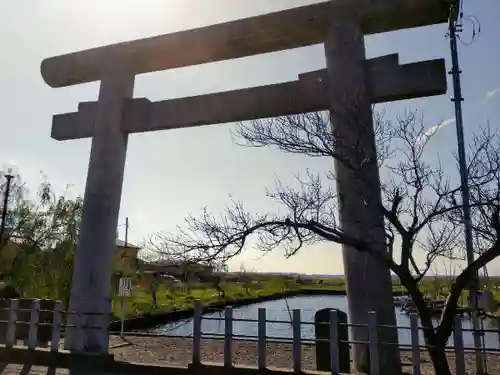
[420,314,452,375]
[427,344,452,375]
[404,277,452,375]
[151,281,157,309]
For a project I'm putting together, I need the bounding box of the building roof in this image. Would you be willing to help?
[115,239,141,249]
[143,260,214,270]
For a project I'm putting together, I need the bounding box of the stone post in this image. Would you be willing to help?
[66,65,134,354]
[324,8,400,373]
[314,308,349,373]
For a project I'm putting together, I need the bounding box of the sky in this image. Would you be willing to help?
[0,0,499,275]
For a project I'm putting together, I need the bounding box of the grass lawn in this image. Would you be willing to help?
[111,275,462,318]
[113,279,312,317]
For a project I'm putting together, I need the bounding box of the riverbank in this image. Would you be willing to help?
[112,275,475,320]
[110,275,481,331]
[109,335,500,375]
[110,288,360,331]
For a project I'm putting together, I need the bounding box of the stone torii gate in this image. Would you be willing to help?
[41,0,451,371]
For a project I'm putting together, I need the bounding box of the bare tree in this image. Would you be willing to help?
[236,264,254,296]
[150,110,500,375]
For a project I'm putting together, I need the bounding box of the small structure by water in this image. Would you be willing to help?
[400,298,474,317]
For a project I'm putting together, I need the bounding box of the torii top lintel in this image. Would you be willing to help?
[41,0,453,88]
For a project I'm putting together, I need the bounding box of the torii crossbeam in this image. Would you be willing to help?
[51,54,446,140]
[41,0,453,371]
[41,0,449,88]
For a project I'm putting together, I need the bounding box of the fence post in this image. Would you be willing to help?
[50,301,62,352]
[28,300,40,350]
[224,306,233,369]
[409,313,421,375]
[497,316,500,351]
[292,309,301,373]
[453,315,466,375]
[192,301,202,366]
[6,299,18,347]
[258,308,266,370]
[329,309,339,375]
[367,311,379,375]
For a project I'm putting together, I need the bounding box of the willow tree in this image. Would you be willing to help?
[0,173,82,306]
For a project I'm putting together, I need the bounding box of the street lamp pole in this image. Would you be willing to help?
[0,169,15,242]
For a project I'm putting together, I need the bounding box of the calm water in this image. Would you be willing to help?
[154,295,500,349]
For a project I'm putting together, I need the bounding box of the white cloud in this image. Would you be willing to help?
[486,88,500,99]
[416,118,455,146]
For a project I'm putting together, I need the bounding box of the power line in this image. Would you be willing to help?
[457,15,481,46]
[453,0,482,47]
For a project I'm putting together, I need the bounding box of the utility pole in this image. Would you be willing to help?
[448,5,484,373]
[448,4,477,311]
[124,217,129,248]
[120,216,130,338]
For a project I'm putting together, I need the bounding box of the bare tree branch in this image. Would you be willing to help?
[150,110,500,375]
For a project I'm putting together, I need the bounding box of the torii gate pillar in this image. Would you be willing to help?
[66,67,135,353]
[325,10,399,371]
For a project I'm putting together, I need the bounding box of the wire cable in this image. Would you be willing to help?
[457,15,481,46]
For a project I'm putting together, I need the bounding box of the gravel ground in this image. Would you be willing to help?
[0,364,68,375]
[109,335,500,374]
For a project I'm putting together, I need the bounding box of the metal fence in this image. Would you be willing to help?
[0,298,111,353]
[0,299,63,351]
[0,298,499,375]
[184,303,497,375]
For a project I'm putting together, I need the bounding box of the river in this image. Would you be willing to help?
[153,295,500,349]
